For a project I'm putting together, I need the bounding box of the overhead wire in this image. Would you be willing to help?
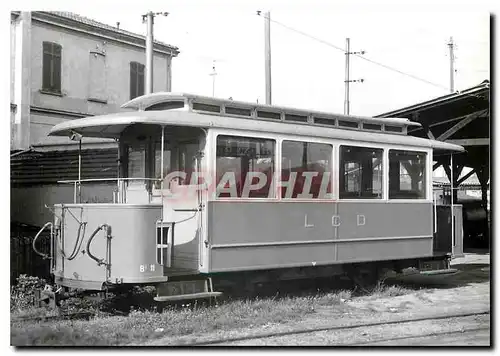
[256,11,451,92]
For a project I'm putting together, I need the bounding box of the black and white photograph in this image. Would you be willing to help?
[8,0,491,348]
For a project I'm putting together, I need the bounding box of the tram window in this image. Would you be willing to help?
[339,146,383,199]
[225,106,252,117]
[362,123,382,131]
[127,144,146,185]
[314,117,336,127]
[216,135,275,198]
[338,120,359,129]
[285,114,308,123]
[385,125,403,133]
[257,110,281,120]
[154,142,171,189]
[281,141,332,198]
[389,150,427,199]
[178,142,200,183]
[145,101,185,111]
[192,102,221,113]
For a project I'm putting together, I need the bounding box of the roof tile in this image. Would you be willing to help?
[44,11,179,51]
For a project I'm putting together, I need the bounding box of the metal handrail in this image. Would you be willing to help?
[57,177,163,203]
[86,224,112,266]
[33,222,53,259]
[57,177,162,184]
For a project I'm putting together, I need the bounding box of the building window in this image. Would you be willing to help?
[281,141,332,198]
[42,42,62,93]
[216,135,275,198]
[130,62,145,99]
[389,150,427,199]
[339,146,383,199]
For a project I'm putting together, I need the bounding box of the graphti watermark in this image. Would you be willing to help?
[160,170,333,199]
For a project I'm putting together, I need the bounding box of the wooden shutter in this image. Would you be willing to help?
[138,63,145,97]
[42,42,51,90]
[130,62,145,99]
[53,44,61,92]
[130,62,137,99]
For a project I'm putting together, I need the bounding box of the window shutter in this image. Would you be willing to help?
[42,53,51,90]
[42,42,51,90]
[130,62,136,99]
[138,64,145,97]
[53,53,61,92]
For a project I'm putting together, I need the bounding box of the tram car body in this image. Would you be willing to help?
[36,93,464,300]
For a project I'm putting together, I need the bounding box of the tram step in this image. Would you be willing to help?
[154,291,223,302]
[154,278,221,302]
[419,268,459,276]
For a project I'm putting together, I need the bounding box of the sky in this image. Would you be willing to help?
[62,0,491,117]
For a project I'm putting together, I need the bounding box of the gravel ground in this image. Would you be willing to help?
[146,251,490,346]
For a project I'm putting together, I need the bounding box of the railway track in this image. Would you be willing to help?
[11,311,96,323]
[184,310,490,346]
[347,326,490,346]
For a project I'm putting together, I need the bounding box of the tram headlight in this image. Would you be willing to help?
[69,130,82,141]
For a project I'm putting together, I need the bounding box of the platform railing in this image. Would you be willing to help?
[57,177,162,204]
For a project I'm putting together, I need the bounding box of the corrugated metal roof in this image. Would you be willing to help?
[376,80,490,118]
[11,148,118,185]
[433,175,484,186]
[39,11,179,53]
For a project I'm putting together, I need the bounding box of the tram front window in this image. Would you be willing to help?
[128,144,147,179]
[121,124,205,200]
[153,140,199,188]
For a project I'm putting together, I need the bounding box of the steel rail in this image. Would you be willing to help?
[346,325,490,346]
[187,310,490,346]
[11,311,95,323]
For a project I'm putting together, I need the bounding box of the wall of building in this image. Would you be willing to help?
[10,12,178,232]
[10,11,176,150]
[11,12,32,150]
[29,21,171,147]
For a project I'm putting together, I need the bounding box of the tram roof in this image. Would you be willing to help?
[122,92,416,123]
[49,101,464,153]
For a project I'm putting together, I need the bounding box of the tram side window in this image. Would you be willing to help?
[216,135,275,198]
[389,150,427,199]
[281,141,332,198]
[339,146,383,199]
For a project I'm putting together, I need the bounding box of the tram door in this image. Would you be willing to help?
[158,128,207,272]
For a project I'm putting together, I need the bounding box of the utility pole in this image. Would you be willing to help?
[448,36,455,93]
[142,11,169,95]
[264,11,272,105]
[344,38,365,115]
[209,61,217,96]
[344,38,350,116]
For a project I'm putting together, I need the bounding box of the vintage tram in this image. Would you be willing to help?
[33,93,464,301]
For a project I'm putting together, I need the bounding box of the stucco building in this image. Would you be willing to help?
[11,11,179,151]
[10,11,179,228]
